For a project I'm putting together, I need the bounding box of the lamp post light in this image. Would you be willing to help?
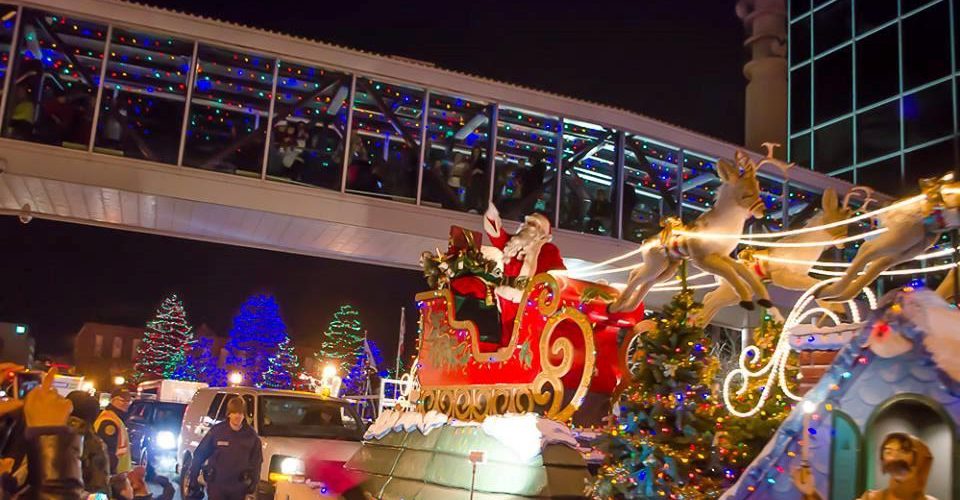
[113,375,125,386]
[228,371,243,387]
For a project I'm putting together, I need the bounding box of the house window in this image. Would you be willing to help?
[131,339,141,360]
[94,335,103,357]
[112,337,123,359]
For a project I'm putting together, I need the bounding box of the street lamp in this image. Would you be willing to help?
[113,376,125,386]
[228,371,243,386]
[318,364,341,398]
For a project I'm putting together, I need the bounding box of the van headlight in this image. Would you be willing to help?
[268,455,305,482]
[280,457,304,475]
[155,431,177,450]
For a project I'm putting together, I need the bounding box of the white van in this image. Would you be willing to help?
[177,387,364,498]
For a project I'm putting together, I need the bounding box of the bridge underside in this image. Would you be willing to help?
[0,139,805,330]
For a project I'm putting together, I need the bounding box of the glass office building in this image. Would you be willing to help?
[788,0,960,195]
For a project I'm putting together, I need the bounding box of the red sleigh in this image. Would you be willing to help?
[415,269,645,422]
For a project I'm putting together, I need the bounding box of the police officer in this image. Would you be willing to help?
[186,396,262,500]
[95,391,133,475]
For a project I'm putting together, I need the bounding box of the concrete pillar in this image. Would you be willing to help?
[737,0,788,159]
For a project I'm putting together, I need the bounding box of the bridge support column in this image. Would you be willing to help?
[737,0,787,160]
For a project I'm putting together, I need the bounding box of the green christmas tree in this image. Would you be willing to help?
[134,294,194,381]
[316,305,365,376]
[261,337,302,389]
[591,290,735,498]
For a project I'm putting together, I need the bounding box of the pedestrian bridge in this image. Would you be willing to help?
[0,0,865,328]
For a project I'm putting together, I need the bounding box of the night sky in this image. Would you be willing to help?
[0,0,746,361]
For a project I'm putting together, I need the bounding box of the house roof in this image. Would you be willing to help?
[723,288,960,499]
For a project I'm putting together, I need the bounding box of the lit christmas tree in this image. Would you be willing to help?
[316,305,365,376]
[134,293,195,381]
[341,339,388,395]
[191,336,226,386]
[164,347,199,382]
[260,337,302,389]
[224,295,289,387]
[591,290,736,498]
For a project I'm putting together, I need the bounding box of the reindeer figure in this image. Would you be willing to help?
[610,151,769,313]
[695,187,871,325]
[818,174,960,302]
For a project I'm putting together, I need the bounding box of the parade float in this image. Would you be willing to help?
[339,143,960,499]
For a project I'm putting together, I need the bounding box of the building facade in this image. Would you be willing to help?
[73,322,144,389]
[788,0,960,195]
[0,321,34,367]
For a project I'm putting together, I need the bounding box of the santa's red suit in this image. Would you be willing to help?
[483,205,566,342]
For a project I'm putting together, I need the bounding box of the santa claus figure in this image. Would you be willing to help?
[484,204,565,297]
[483,204,566,341]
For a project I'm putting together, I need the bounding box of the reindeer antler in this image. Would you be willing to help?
[734,149,757,175]
[842,186,877,210]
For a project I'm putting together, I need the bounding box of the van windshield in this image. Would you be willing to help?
[257,396,361,440]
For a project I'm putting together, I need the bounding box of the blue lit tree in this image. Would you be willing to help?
[191,337,226,386]
[224,295,289,387]
[260,337,302,389]
[342,339,388,396]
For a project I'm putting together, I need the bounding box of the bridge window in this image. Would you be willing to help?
[623,135,680,237]
[266,60,351,191]
[622,155,664,244]
[346,77,424,203]
[559,119,618,236]
[2,9,107,149]
[93,27,193,164]
[420,92,492,213]
[182,44,275,177]
[492,105,560,222]
[0,4,16,104]
[680,152,722,225]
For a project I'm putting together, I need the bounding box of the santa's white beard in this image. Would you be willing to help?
[503,227,548,262]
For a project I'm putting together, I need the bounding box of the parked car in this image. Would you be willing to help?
[178,387,364,499]
[127,396,188,477]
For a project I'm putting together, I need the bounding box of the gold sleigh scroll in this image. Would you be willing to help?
[416,273,596,422]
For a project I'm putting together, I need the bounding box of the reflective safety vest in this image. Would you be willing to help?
[94,409,132,474]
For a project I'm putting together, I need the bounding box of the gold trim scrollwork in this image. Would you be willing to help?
[416,273,596,422]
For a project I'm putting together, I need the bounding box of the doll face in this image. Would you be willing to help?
[881,437,915,479]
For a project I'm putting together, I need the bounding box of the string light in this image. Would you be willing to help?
[722,278,872,418]
[676,194,924,240]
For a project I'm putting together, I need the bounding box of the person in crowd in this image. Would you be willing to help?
[465,144,488,213]
[66,390,110,496]
[95,392,132,476]
[185,396,262,500]
[0,364,85,499]
[112,466,172,500]
[587,189,613,234]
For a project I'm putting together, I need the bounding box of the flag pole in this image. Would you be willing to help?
[396,307,406,376]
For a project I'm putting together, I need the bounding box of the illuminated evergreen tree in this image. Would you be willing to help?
[591,290,736,498]
[224,295,289,387]
[192,336,226,386]
[134,294,194,381]
[260,337,302,389]
[165,346,199,382]
[316,305,365,376]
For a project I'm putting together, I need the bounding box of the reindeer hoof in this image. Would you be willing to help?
[757,298,773,308]
[739,301,755,311]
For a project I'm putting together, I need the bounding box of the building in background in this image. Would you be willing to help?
[73,322,144,390]
[74,322,230,389]
[0,322,35,367]
[787,0,959,195]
